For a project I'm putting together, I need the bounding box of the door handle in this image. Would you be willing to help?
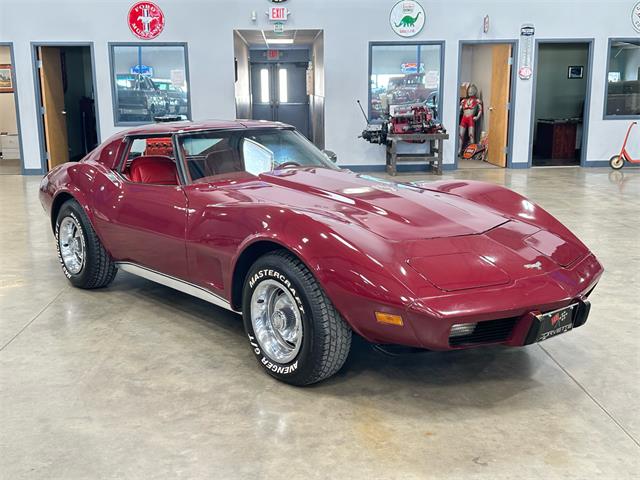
[61,110,67,115]
[489,107,495,112]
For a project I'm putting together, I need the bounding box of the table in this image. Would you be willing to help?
[535,120,578,160]
[385,132,449,176]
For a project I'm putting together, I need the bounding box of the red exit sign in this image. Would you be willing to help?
[268,7,289,21]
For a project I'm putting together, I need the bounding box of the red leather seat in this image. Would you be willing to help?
[129,156,178,185]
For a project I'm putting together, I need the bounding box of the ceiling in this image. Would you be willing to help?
[235,29,322,48]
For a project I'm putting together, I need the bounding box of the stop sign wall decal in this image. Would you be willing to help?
[128,2,165,40]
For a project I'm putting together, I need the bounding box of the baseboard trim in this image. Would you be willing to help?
[22,168,43,176]
[341,163,456,173]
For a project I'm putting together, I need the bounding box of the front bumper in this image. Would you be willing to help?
[351,253,602,351]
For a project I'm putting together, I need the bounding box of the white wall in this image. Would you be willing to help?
[0,0,637,172]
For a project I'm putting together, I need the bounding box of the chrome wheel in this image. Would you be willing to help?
[251,279,303,363]
[58,216,85,275]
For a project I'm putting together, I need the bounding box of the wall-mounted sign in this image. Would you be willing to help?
[267,49,281,60]
[273,21,285,33]
[518,23,535,80]
[170,69,185,87]
[633,2,640,33]
[483,15,490,34]
[400,62,424,74]
[389,1,425,38]
[130,64,153,76]
[268,6,290,21]
[128,1,165,40]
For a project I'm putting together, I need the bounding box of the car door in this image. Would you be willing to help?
[176,130,250,297]
[96,136,190,280]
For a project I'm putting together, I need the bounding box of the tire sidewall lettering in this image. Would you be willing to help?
[246,267,307,376]
[55,210,86,279]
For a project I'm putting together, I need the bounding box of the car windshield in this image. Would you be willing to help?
[178,128,338,183]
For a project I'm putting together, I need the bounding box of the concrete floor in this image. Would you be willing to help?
[1,167,639,479]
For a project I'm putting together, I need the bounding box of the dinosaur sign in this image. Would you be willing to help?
[633,2,640,33]
[128,1,165,40]
[390,1,425,37]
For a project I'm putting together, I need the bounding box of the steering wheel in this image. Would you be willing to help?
[275,161,302,170]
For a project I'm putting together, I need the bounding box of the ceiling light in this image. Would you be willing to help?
[266,39,294,44]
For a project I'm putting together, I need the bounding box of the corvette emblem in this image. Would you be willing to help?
[524,261,542,270]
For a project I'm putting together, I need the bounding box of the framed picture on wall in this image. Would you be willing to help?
[567,66,584,79]
[0,64,13,93]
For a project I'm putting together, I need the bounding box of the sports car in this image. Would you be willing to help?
[39,120,603,385]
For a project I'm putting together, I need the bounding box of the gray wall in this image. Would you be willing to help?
[233,32,251,119]
[310,31,324,148]
[1,0,636,172]
[535,43,589,123]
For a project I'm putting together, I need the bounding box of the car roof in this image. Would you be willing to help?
[93,119,293,169]
[119,119,290,137]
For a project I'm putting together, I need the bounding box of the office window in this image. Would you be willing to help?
[369,43,443,121]
[110,44,190,125]
[605,40,640,117]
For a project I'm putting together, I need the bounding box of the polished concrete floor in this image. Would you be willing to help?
[1,167,639,479]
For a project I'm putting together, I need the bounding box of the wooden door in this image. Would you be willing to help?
[38,47,69,169]
[486,44,512,167]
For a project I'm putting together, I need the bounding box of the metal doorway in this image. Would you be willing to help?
[250,60,309,138]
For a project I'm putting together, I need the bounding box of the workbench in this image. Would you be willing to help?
[385,132,449,176]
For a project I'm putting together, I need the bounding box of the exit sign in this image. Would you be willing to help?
[268,6,289,21]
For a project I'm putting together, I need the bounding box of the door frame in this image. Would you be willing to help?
[31,41,102,174]
[0,42,26,174]
[527,38,594,168]
[454,39,519,169]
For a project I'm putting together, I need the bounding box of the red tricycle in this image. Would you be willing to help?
[610,121,639,170]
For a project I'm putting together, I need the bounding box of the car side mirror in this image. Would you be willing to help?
[323,149,338,163]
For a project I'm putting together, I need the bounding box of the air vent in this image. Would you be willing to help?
[449,317,517,347]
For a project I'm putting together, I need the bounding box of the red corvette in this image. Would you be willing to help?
[40,120,603,385]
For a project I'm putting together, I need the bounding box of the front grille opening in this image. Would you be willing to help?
[449,317,517,347]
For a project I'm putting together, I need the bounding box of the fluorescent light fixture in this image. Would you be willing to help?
[266,38,294,44]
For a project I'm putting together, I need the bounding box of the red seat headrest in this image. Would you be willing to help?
[129,156,178,185]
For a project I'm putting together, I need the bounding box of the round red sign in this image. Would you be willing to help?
[128,2,165,40]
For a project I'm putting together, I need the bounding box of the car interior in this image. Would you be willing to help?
[120,134,248,186]
[121,136,180,186]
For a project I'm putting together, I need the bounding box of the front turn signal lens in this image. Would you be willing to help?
[375,312,404,326]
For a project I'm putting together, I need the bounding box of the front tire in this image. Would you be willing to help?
[55,199,117,289]
[609,155,624,170]
[242,251,352,385]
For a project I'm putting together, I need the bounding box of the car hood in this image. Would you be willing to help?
[251,168,508,241]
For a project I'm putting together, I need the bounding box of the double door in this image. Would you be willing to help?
[250,62,309,138]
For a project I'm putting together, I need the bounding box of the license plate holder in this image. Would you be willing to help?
[535,304,577,342]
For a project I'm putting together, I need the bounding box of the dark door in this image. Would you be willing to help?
[250,62,309,138]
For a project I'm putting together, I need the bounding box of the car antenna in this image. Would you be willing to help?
[356,100,369,124]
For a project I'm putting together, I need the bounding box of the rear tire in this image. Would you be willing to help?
[242,251,352,385]
[55,199,117,289]
[609,155,624,170]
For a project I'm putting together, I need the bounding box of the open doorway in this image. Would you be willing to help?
[531,42,591,167]
[0,44,22,175]
[234,30,324,148]
[33,44,99,172]
[457,42,515,169]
